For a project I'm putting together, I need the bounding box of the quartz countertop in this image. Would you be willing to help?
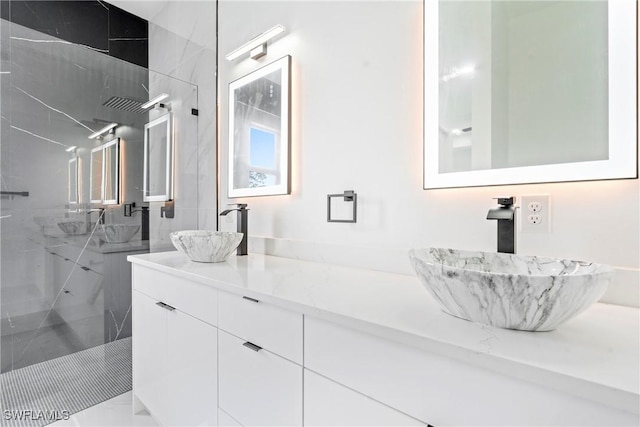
[128,251,640,415]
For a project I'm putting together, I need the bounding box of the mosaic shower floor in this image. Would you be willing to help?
[0,338,132,427]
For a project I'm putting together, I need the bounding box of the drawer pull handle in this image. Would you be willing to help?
[80,266,90,271]
[155,301,176,311]
[242,341,262,352]
[242,296,260,303]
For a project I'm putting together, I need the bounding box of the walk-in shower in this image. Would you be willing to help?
[0,12,197,426]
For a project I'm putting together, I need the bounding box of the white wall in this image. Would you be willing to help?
[218,0,639,307]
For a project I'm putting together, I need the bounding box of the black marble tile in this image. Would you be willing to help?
[9,1,109,51]
[109,39,148,68]
[4,1,149,68]
[1,0,10,21]
[108,3,147,39]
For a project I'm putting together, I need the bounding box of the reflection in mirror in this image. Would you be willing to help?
[228,55,291,197]
[103,138,120,205]
[90,146,104,203]
[424,0,637,188]
[68,157,78,206]
[143,113,172,202]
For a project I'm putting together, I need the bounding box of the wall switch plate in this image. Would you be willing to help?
[520,195,550,233]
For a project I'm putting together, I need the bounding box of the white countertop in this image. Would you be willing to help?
[128,251,640,414]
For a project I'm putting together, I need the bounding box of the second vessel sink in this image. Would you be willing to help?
[409,248,614,331]
[101,224,140,243]
[57,220,86,235]
[170,230,243,263]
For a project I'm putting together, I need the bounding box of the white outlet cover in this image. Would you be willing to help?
[521,195,551,233]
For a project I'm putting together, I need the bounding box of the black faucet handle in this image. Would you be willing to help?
[493,196,515,206]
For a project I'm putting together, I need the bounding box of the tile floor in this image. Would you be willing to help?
[49,392,156,427]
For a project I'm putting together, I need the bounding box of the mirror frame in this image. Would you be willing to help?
[143,113,173,202]
[89,138,120,205]
[424,0,638,189]
[68,157,78,206]
[90,145,104,204]
[102,138,120,205]
[228,55,291,198]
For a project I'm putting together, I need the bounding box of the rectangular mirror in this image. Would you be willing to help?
[144,113,173,202]
[424,0,637,189]
[90,145,103,204]
[102,138,120,205]
[90,138,119,205]
[68,157,78,206]
[228,55,291,198]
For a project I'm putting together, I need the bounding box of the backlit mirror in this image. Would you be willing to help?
[68,157,78,206]
[103,138,119,205]
[228,55,291,198]
[90,146,103,203]
[90,138,119,205]
[424,0,637,189]
[143,113,172,202]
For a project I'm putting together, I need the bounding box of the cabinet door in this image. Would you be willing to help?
[304,369,423,426]
[132,290,168,423]
[219,330,302,426]
[165,309,218,427]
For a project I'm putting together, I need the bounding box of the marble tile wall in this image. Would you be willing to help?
[0,17,152,373]
[1,0,148,68]
[144,1,217,248]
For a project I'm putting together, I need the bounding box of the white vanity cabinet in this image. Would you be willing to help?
[129,253,639,427]
[217,291,303,426]
[132,265,218,427]
[304,369,424,427]
[305,317,639,427]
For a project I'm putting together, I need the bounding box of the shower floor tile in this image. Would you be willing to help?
[1,337,132,427]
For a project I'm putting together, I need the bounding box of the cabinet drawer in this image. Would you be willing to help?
[304,369,423,426]
[305,317,637,427]
[132,264,217,326]
[218,330,302,426]
[53,243,104,275]
[218,290,302,364]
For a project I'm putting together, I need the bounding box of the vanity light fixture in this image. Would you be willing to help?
[225,25,286,61]
[65,145,77,152]
[141,93,170,110]
[88,122,118,139]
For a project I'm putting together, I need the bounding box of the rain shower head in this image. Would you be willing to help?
[102,96,147,114]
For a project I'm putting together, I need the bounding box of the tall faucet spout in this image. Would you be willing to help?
[487,197,516,254]
[220,204,248,256]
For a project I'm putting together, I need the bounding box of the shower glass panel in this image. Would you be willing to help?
[0,17,198,421]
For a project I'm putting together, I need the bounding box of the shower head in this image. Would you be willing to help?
[102,96,147,114]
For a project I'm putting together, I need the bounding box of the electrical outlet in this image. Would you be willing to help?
[528,201,542,212]
[528,214,541,225]
[521,195,550,233]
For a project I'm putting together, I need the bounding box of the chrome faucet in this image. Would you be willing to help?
[219,204,248,256]
[486,197,516,254]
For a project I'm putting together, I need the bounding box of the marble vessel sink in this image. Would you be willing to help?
[408,248,614,331]
[170,230,243,263]
[101,224,140,243]
[57,220,86,235]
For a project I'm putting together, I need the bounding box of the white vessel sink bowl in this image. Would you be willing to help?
[170,230,243,263]
[57,220,86,235]
[101,224,140,243]
[409,248,614,331]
